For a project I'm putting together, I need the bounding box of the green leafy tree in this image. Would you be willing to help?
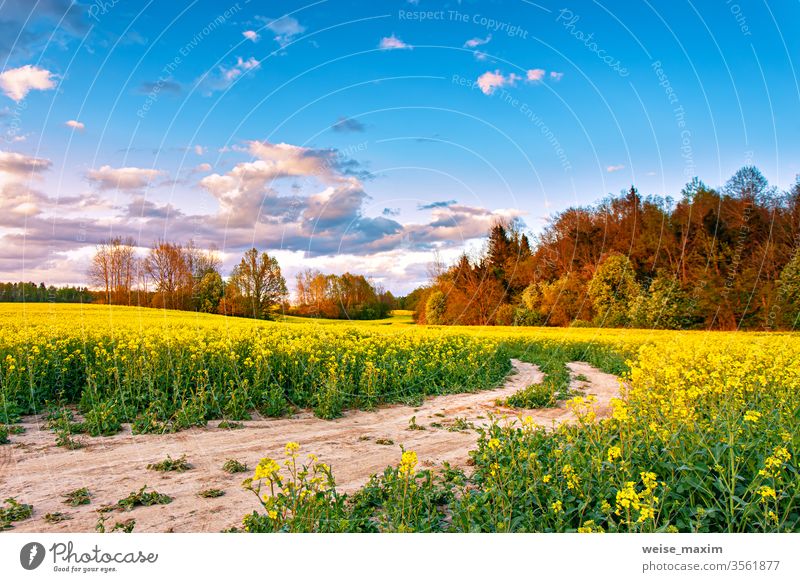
[195,271,224,313]
[776,251,800,328]
[425,290,446,324]
[228,248,287,319]
[588,253,640,327]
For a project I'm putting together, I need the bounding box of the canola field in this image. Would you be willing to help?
[1,304,798,532]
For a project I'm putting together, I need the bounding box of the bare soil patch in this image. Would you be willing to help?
[0,359,620,533]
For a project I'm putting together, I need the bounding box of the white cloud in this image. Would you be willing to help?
[65,119,85,131]
[242,30,259,42]
[194,163,212,173]
[262,15,305,47]
[197,56,260,95]
[193,145,206,156]
[526,68,545,82]
[550,71,564,81]
[379,35,411,50]
[476,70,520,95]
[0,150,51,176]
[0,65,56,101]
[473,51,488,61]
[464,35,491,48]
[86,165,165,190]
[606,164,625,173]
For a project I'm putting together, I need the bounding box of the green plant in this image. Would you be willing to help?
[217,420,244,430]
[62,487,91,506]
[96,513,136,533]
[407,416,425,431]
[115,486,172,511]
[198,488,225,498]
[222,459,248,474]
[504,382,557,408]
[0,425,8,444]
[445,417,474,432]
[147,454,193,472]
[375,438,394,445]
[0,498,33,530]
[55,430,84,449]
[44,512,71,524]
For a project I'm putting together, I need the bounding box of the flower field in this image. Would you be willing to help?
[0,304,509,430]
[1,304,798,532]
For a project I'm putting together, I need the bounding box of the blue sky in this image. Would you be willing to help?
[1,0,798,294]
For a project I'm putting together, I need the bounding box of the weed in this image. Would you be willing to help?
[115,486,172,511]
[407,416,425,431]
[445,417,474,432]
[504,382,557,408]
[44,512,71,524]
[375,438,394,445]
[198,489,225,498]
[146,454,192,472]
[0,498,33,529]
[62,487,91,506]
[96,513,136,533]
[217,420,244,430]
[222,459,248,474]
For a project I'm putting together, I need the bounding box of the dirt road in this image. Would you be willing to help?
[0,359,620,532]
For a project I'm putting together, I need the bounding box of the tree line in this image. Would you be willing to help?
[0,282,93,303]
[414,166,800,330]
[86,239,394,320]
[292,269,395,320]
[86,239,289,319]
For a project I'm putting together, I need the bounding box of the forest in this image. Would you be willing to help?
[411,166,800,330]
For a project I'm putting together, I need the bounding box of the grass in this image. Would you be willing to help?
[222,459,248,474]
[147,454,193,472]
[503,382,557,409]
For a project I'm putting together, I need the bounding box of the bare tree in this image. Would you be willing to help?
[88,237,138,305]
[143,241,192,309]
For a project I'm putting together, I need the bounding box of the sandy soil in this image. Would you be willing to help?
[0,359,621,533]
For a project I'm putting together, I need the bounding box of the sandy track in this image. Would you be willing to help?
[0,359,620,533]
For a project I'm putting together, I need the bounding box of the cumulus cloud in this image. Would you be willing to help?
[464,35,491,48]
[476,70,520,95]
[86,165,165,190]
[65,119,84,131]
[260,15,305,47]
[332,117,365,133]
[0,149,51,175]
[606,164,625,173]
[379,35,411,50]
[0,65,56,101]
[243,30,259,42]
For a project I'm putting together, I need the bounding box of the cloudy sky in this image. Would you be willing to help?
[1,0,799,294]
